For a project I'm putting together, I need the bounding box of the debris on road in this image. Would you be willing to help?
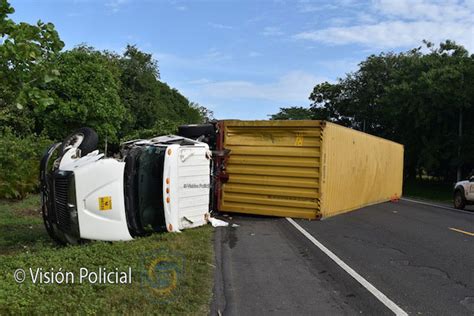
[208,217,230,227]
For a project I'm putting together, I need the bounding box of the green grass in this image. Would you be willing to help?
[0,194,214,314]
[403,179,453,203]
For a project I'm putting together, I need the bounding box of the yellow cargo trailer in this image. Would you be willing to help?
[219,120,404,219]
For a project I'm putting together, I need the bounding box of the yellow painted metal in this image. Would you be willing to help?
[219,120,404,219]
[319,122,404,217]
[220,120,322,219]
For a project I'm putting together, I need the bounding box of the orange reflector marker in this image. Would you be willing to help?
[167,148,172,155]
[168,223,173,232]
[166,188,170,194]
[166,178,170,184]
[166,197,170,203]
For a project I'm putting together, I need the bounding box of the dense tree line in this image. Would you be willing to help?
[271,41,474,182]
[0,0,210,198]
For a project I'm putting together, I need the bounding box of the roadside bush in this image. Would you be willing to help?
[0,130,52,199]
[121,119,179,142]
[36,46,125,145]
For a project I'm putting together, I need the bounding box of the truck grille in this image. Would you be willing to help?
[54,174,71,232]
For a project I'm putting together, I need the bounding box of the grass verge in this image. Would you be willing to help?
[0,194,214,314]
[403,179,453,203]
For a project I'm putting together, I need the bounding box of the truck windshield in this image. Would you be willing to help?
[137,146,167,232]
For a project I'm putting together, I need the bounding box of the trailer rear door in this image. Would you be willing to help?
[219,120,322,219]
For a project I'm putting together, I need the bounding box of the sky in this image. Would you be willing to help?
[10,0,474,119]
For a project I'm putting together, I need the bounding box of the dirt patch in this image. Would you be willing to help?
[15,206,42,218]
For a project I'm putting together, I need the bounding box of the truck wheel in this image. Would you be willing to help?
[178,124,215,139]
[60,127,98,156]
[454,190,466,210]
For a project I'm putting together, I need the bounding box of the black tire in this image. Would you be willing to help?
[454,190,466,210]
[60,127,98,156]
[178,124,215,139]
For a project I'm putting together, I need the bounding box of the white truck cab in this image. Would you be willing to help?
[453,177,474,209]
[40,130,211,244]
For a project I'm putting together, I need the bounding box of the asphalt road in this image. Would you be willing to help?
[211,199,474,315]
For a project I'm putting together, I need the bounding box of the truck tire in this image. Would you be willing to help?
[178,124,215,139]
[60,127,98,156]
[454,190,466,210]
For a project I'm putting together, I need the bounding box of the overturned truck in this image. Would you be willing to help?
[40,129,211,244]
[40,121,403,244]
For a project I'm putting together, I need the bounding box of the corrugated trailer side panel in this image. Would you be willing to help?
[320,122,404,217]
[220,120,322,219]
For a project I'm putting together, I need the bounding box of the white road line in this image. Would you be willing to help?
[401,198,474,215]
[286,217,408,316]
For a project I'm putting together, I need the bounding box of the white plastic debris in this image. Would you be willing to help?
[208,217,229,227]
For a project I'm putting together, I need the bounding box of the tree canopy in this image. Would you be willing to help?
[0,0,211,198]
[271,41,474,181]
[37,46,126,143]
[0,0,64,134]
[0,0,210,144]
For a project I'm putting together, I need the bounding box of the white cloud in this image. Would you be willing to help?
[205,48,232,61]
[208,22,234,30]
[168,0,188,11]
[296,21,473,51]
[374,0,472,21]
[188,78,211,85]
[295,0,474,51]
[199,71,327,103]
[67,12,82,17]
[297,0,338,13]
[297,0,361,13]
[248,51,262,57]
[314,58,360,77]
[105,0,128,13]
[261,26,284,36]
[356,12,378,24]
[245,14,267,25]
[155,49,231,68]
[328,17,352,26]
[154,50,261,79]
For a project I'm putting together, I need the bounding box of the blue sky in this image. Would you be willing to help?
[10,0,474,119]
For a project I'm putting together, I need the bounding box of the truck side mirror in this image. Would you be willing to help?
[470,176,474,182]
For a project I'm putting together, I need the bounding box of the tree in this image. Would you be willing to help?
[191,102,215,122]
[384,41,474,180]
[115,45,204,139]
[36,46,125,143]
[155,82,202,123]
[0,0,64,135]
[0,0,211,198]
[115,45,161,135]
[270,41,474,181]
[422,41,473,181]
[270,106,313,120]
